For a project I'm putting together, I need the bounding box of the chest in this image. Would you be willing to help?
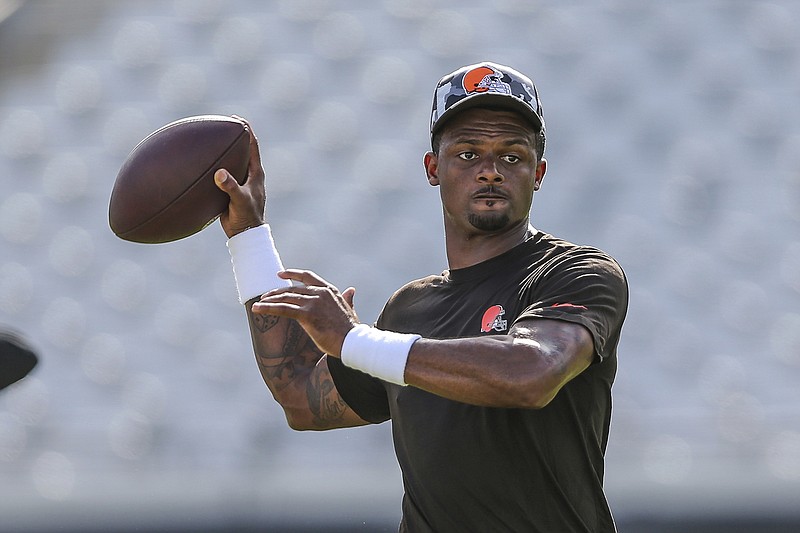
[388,273,540,340]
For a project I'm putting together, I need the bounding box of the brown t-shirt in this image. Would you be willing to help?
[329,231,628,533]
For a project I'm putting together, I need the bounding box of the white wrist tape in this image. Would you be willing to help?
[226,224,291,304]
[340,324,420,386]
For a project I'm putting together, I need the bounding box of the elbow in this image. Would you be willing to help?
[284,407,336,431]
[509,386,556,410]
[522,389,558,410]
[284,409,314,431]
[286,419,308,432]
[507,375,560,410]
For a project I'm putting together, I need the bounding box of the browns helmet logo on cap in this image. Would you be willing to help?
[462,65,512,96]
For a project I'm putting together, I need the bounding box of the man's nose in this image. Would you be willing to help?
[476,158,504,184]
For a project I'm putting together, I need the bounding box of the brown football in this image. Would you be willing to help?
[109,115,249,243]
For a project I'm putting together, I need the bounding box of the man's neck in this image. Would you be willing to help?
[445,220,532,270]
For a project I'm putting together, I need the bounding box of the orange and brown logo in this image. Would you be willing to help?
[481,304,508,333]
[462,65,512,95]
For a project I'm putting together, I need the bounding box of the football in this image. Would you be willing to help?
[109,115,250,243]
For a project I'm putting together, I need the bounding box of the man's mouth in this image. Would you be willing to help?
[473,186,508,205]
[473,186,507,201]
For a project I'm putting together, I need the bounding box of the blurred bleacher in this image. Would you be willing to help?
[1,0,799,531]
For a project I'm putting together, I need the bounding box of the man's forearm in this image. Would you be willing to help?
[403,319,595,409]
[245,302,364,430]
[246,302,321,395]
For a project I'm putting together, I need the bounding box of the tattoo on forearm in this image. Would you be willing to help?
[283,320,306,356]
[258,351,306,391]
[307,368,347,427]
[249,314,323,392]
[252,314,279,333]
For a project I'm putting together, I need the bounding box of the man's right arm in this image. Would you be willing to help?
[245,298,370,431]
[212,118,368,431]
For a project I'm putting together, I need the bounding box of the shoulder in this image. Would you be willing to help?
[376,272,449,333]
[534,232,626,280]
[384,273,445,306]
[521,233,628,310]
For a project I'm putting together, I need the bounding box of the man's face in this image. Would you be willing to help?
[425,107,546,236]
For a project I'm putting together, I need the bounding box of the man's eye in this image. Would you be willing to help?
[502,155,520,164]
[458,152,477,160]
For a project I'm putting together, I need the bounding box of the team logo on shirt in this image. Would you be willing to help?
[480,304,507,333]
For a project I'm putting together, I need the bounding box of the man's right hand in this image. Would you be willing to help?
[214,116,267,239]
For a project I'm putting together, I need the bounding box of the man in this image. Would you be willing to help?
[214,62,628,532]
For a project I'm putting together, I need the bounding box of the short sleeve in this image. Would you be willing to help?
[516,248,628,362]
[327,356,391,423]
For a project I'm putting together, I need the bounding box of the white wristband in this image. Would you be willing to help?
[340,324,421,386]
[226,224,291,304]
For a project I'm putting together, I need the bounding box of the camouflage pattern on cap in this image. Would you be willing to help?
[430,62,545,148]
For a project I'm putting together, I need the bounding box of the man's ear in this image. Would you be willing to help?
[424,151,439,186]
[533,158,547,191]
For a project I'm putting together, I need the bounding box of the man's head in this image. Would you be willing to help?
[424,106,547,237]
[430,62,545,160]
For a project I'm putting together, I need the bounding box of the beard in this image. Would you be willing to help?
[468,212,510,232]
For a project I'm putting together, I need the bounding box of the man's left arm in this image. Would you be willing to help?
[403,318,594,409]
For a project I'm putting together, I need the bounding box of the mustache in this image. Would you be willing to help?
[473,185,508,198]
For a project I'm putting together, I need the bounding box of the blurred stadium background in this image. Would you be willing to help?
[1,0,799,531]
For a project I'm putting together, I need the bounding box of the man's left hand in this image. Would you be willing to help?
[251,269,358,358]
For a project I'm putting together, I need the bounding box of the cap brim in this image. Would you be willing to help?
[432,93,544,136]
